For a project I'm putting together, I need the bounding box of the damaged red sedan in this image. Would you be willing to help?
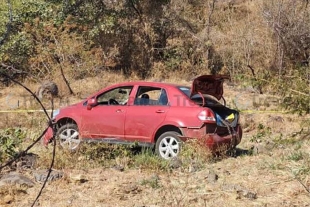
[43,75,242,159]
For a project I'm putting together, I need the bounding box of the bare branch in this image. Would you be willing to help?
[53,55,75,95]
[247,65,263,94]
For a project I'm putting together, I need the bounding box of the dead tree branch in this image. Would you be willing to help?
[247,65,263,94]
[53,55,75,95]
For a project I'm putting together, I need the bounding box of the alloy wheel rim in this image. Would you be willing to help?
[158,136,180,159]
[59,128,80,150]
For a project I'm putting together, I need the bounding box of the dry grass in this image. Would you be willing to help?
[1,0,309,205]
[0,71,309,207]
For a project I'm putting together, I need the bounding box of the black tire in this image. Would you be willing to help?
[56,123,81,151]
[155,131,182,159]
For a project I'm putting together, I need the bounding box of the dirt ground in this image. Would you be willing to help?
[0,77,309,207]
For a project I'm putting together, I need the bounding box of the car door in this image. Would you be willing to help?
[124,86,169,142]
[80,86,133,139]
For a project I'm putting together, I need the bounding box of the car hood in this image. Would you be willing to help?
[190,75,230,100]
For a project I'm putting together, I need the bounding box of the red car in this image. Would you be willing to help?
[43,75,242,159]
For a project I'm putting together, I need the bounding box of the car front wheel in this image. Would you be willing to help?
[155,132,182,159]
[56,123,80,151]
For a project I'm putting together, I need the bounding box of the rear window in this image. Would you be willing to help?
[177,86,191,97]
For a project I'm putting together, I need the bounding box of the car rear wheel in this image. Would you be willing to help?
[155,132,182,159]
[56,123,80,151]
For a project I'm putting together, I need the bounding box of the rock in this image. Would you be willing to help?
[268,115,284,123]
[251,142,274,155]
[122,184,141,194]
[205,170,218,183]
[221,184,257,200]
[33,169,64,182]
[36,81,59,100]
[251,144,266,155]
[112,165,125,172]
[16,153,39,170]
[169,157,182,169]
[236,189,257,200]
[0,172,34,187]
[221,184,243,192]
[69,174,88,183]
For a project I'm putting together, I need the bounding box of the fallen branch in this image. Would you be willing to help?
[296,177,310,194]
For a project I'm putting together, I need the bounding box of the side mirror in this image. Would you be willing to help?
[87,98,97,110]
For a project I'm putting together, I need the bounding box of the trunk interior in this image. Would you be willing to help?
[191,95,239,127]
[208,105,239,127]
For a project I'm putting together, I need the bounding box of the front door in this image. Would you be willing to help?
[80,86,133,139]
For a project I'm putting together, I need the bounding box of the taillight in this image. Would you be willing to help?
[198,110,216,122]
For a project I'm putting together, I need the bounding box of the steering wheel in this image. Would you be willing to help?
[108,98,119,105]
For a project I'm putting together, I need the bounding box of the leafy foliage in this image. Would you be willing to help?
[0,127,26,162]
[278,67,310,114]
[0,0,309,113]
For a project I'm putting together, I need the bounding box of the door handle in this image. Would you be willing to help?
[155,110,165,113]
[116,109,124,113]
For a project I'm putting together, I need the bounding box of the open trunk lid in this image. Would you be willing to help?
[190,75,230,100]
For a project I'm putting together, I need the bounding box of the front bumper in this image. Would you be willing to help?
[42,126,54,146]
[180,124,243,151]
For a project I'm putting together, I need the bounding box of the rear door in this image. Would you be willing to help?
[124,86,169,142]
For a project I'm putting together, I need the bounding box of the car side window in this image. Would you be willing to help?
[97,86,133,105]
[158,89,168,105]
[134,86,168,106]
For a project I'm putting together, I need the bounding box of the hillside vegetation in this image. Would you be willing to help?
[0,0,309,113]
[0,1,310,206]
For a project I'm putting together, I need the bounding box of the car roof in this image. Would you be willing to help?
[115,81,189,88]
[84,81,191,100]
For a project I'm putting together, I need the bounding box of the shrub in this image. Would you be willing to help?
[0,127,26,162]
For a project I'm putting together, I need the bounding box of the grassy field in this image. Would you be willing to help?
[0,72,309,207]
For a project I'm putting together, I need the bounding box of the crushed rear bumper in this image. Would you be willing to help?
[180,124,242,151]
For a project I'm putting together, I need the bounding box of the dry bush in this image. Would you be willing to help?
[179,138,214,169]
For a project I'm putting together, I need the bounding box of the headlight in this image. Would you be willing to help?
[52,109,60,119]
